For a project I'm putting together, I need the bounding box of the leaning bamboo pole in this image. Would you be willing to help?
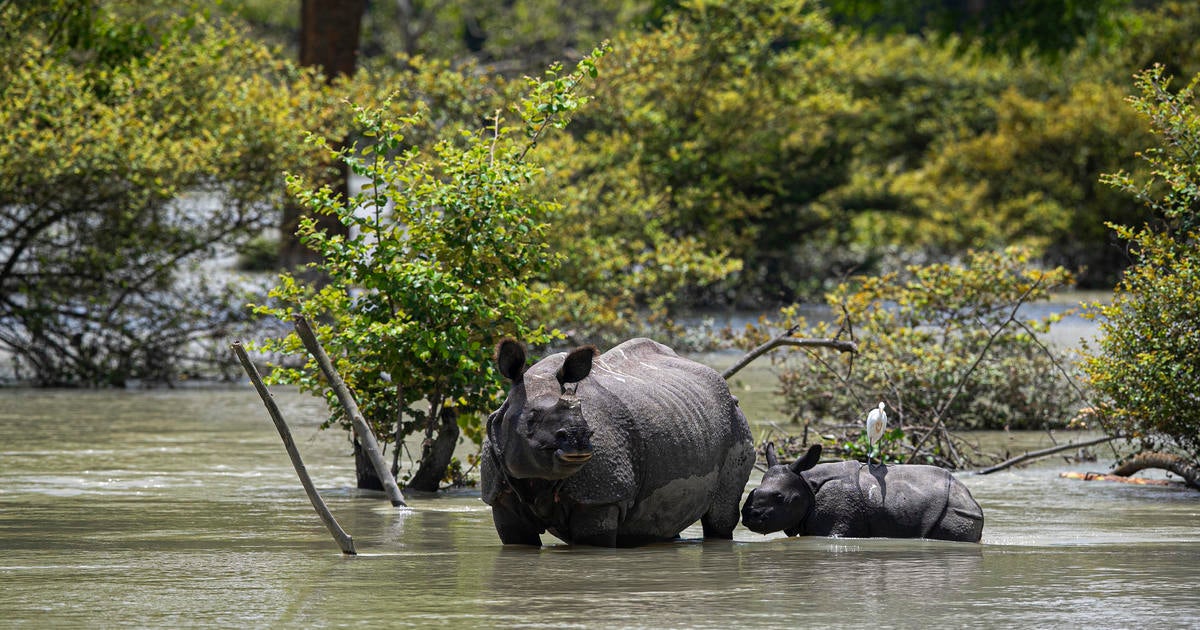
[293,315,407,507]
[232,341,356,555]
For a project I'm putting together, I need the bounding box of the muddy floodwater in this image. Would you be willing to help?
[1,382,1197,628]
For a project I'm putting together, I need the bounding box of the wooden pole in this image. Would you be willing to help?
[293,315,407,507]
[231,341,357,555]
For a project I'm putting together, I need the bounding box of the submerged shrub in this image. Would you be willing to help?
[0,9,332,386]
[744,248,1081,464]
[1084,65,1200,461]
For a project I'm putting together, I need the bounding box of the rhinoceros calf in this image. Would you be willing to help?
[481,338,755,547]
[741,444,984,542]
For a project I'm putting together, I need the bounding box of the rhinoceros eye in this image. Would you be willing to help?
[521,411,544,436]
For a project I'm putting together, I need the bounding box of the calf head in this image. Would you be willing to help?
[740,443,822,535]
[488,339,597,480]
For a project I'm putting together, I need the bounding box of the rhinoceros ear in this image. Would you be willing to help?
[790,444,822,474]
[764,442,779,468]
[556,345,596,388]
[496,339,527,382]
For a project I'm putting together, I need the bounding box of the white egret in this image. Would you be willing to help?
[866,402,887,466]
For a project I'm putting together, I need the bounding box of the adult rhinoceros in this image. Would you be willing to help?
[741,444,984,543]
[481,338,755,547]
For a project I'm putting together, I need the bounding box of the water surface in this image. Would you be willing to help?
[1,387,1196,628]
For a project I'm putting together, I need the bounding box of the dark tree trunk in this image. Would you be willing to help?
[353,437,385,491]
[280,0,367,270]
[1112,451,1200,490]
[406,407,461,492]
[299,0,366,75]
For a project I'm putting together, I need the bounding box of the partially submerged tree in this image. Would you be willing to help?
[741,248,1081,468]
[0,4,333,385]
[1084,65,1200,467]
[253,48,608,491]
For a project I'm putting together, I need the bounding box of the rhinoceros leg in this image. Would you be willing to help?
[490,496,543,546]
[702,434,755,539]
[700,485,741,539]
[566,504,620,547]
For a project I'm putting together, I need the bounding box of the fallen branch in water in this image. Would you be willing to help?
[232,341,357,555]
[722,325,857,380]
[976,435,1123,475]
[1059,471,1174,486]
[293,315,407,507]
[1111,451,1200,490]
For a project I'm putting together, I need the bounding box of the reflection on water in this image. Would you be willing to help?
[1,388,1197,628]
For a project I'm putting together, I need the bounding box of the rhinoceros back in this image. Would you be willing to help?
[804,461,984,542]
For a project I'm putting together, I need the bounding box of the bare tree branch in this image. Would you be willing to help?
[907,278,1042,463]
[976,434,1122,475]
[1111,451,1200,490]
[722,325,857,380]
[1013,317,1097,407]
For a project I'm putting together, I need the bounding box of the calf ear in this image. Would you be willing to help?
[764,442,779,468]
[496,339,527,382]
[790,444,822,474]
[557,345,596,387]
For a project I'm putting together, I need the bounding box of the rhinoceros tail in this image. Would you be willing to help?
[929,474,985,543]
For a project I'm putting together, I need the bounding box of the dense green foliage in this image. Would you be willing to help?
[537,0,830,328]
[210,0,1200,305]
[821,0,1129,58]
[0,3,334,385]
[230,0,646,75]
[523,0,1164,318]
[743,248,1079,466]
[1084,66,1200,461]
[252,50,606,490]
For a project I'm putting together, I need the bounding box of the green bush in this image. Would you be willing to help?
[1084,65,1200,461]
[879,78,1152,287]
[744,248,1081,465]
[252,49,607,491]
[535,0,835,320]
[534,0,1168,312]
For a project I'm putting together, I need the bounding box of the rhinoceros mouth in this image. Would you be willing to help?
[742,519,775,534]
[554,449,593,465]
[740,509,776,534]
